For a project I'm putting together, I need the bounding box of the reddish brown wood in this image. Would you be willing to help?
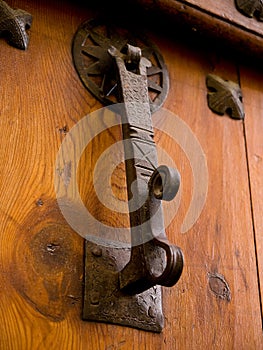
[158,40,263,349]
[114,0,263,60]
[0,1,262,349]
[186,0,263,35]
[240,64,263,307]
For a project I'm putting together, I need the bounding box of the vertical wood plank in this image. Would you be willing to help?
[0,1,262,349]
[157,38,263,349]
[239,64,263,317]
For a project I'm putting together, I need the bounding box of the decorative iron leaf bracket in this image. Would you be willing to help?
[72,20,183,332]
[235,0,263,21]
[206,74,245,120]
[0,0,32,50]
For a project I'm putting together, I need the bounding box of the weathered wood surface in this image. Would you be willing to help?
[240,65,263,305]
[0,1,262,349]
[160,43,263,349]
[184,0,263,34]
[109,0,263,60]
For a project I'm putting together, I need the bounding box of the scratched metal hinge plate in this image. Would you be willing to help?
[83,241,164,332]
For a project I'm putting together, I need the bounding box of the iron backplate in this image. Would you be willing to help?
[83,241,164,332]
[72,18,169,113]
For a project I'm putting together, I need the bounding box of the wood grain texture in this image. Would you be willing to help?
[0,1,262,349]
[158,39,263,349]
[112,0,263,61]
[240,64,263,309]
[186,0,263,35]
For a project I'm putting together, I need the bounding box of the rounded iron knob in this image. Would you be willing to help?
[149,165,180,201]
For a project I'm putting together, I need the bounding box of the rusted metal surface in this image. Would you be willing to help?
[206,74,245,120]
[72,18,169,113]
[83,241,164,332]
[108,44,183,295]
[74,20,183,331]
[0,0,32,50]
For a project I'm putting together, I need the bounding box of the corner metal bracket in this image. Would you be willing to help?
[206,74,245,120]
[0,0,32,50]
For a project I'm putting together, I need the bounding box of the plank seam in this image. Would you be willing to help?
[238,65,263,330]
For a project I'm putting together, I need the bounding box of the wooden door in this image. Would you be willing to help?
[0,1,262,349]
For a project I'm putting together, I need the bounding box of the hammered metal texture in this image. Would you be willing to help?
[0,0,32,49]
[72,18,169,113]
[206,74,245,119]
[83,241,164,332]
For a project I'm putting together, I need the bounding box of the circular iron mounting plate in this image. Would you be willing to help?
[72,18,169,113]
